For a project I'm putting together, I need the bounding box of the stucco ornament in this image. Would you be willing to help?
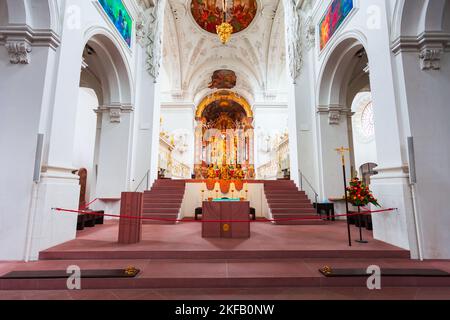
[137,0,166,80]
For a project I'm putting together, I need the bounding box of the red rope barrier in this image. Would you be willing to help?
[80,198,98,211]
[52,207,396,223]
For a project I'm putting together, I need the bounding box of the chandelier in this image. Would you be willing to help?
[216,0,233,44]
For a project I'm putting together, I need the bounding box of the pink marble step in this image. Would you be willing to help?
[38,248,410,260]
[268,203,312,208]
[6,257,446,290]
[141,180,186,224]
[143,199,183,203]
[271,208,316,214]
[142,203,181,208]
[143,195,184,200]
[142,208,179,214]
[267,198,311,204]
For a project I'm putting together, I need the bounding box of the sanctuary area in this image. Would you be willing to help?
[0,0,449,300]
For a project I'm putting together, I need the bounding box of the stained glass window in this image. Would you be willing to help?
[319,0,354,50]
[98,0,132,47]
[360,102,375,139]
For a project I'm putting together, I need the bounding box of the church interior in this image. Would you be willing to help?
[0,0,450,300]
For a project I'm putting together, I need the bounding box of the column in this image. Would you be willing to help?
[96,105,134,198]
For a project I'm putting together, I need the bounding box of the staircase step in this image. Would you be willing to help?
[4,257,445,290]
[142,180,186,224]
[143,194,184,199]
[142,203,181,208]
[271,208,316,214]
[142,208,179,214]
[270,202,315,210]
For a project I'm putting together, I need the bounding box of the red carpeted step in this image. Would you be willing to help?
[271,208,317,214]
[264,180,319,225]
[142,208,179,214]
[141,179,186,224]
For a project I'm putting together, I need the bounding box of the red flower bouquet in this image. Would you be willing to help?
[346,178,380,207]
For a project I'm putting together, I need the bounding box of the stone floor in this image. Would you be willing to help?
[1,287,449,300]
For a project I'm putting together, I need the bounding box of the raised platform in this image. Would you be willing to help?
[2,221,450,291]
[38,221,408,260]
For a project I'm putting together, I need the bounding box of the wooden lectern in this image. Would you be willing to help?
[202,201,250,238]
[118,192,143,244]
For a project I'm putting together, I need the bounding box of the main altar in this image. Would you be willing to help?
[193,91,255,180]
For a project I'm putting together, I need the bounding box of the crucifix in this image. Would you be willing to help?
[335,146,352,247]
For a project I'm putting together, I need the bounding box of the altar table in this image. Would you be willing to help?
[202,201,250,239]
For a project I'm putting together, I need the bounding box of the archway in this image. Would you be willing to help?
[75,31,133,203]
[317,36,373,197]
[192,91,255,180]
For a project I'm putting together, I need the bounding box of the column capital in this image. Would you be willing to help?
[96,104,134,123]
[1,25,61,64]
[317,105,353,125]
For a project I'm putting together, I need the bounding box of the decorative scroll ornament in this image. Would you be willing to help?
[419,47,442,70]
[6,41,32,64]
[285,0,303,82]
[137,0,166,80]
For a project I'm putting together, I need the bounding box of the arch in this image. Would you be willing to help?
[0,0,57,29]
[82,26,133,106]
[392,0,449,39]
[195,91,253,120]
[317,31,369,108]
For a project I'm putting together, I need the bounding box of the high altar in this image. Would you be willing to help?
[194,91,255,180]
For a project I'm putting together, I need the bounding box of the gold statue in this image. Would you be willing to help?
[235,164,245,180]
[207,164,216,179]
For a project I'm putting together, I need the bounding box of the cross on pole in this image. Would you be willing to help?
[335,147,350,165]
[335,146,352,247]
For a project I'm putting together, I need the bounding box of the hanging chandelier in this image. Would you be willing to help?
[216,0,233,44]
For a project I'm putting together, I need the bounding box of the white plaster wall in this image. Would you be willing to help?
[395,50,450,259]
[0,46,58,260]
[72,88,98,201]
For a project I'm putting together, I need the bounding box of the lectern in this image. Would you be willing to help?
[202,201,250,238]
[118,192,143,244]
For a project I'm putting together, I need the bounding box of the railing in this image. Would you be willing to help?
[170,159,191,179]
[257,160,278,179]
[299,170,319,204]
[134,169,150,192]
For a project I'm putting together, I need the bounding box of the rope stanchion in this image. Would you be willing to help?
[52,207,397,224]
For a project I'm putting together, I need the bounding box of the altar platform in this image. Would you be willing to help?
[38,220,408,260]
[2,221,450,292]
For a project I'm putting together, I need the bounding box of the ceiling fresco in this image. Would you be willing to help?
[191,0,258,34]
[208,69,237,89]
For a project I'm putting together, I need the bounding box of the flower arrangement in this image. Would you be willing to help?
[346,178,380,207]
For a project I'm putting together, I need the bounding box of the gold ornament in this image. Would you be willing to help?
[222,223,230,232]
[320,266,332,276]
[124,266,139,276]
[216,22,233,45]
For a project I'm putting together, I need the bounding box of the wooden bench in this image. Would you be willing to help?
[77,210,104,230]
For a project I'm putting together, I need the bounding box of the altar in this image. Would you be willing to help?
[202,200,250,239]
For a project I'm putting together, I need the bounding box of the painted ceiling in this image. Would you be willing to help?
[190,0,258,34]
[161,0,288,105]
